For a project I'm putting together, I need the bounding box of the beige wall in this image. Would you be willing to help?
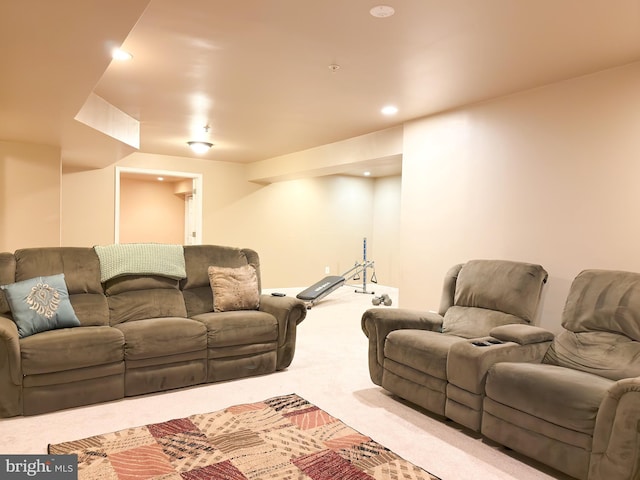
[0,141,61,251]
[207,172,401,288]
[61,167,117,247]
[60,152,399,288]
[61,153,255,247]
[372,176,402,287]
[119,177,185,244]
[16,59,640,325]
[400,62,640,332]
[217,175,376,288]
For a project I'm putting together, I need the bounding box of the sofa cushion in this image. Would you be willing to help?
[1,274,80,338]
[562,269,640,340]
[13,247,109,326]
[182,245,262,316]
[104,275,180,296]
[442,306,525,338]
[485,362,613,435]
[384,329,464,380]
[114,317,206,360]
[20,326,124,375]
[543,330,640,381]
[208,264,259,312]
[191,310,277,347]
[454,260,547,322]
[107,288,187,325]
[69,293,110,327]
[0,253,16,315]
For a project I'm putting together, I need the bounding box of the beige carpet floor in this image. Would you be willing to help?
[0,284,571,479]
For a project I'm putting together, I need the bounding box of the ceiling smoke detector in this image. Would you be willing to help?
[370,5,395,18]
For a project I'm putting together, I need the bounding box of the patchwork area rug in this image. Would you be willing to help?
[48,393,440,479]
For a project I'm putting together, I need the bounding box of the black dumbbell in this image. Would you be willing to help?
[372,293,392,306]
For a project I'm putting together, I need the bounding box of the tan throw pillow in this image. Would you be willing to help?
[207,264,260,312]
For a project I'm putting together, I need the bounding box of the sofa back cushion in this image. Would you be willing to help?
[442,306,526,338]
[561,269,640,340]
[543,330,640,381]
[543,269,640,380]
[440,259,547,338]
[0,253,16,315]
[12,248,109,326]
[182,245,261,317]
[453,259,548,322]
[104,275,187,325]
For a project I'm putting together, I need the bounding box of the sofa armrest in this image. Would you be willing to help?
[258,294,307,370]
[590,376,640,480]
[0,315,22,417]
[489,324,555,345]
[448,334,553,395]
[361,308,444,385]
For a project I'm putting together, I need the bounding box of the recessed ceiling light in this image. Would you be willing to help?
[112,48,133,61]
[157,177,164,181]
[364,171,372,177]
[381,105,398,115]
[370,5,395,18]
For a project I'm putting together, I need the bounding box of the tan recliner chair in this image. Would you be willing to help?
[361,259,548,419]
[482,269,640,480]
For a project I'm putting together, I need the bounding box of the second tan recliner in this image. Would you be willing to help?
[361,259,548,418]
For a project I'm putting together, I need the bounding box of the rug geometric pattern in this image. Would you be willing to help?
[48,393,440,479]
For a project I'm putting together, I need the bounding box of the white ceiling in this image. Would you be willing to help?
[2,1,640,176]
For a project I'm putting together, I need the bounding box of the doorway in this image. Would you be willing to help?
[115,167,203,245]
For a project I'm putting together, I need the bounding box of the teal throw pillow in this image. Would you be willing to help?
[0,274,80,338]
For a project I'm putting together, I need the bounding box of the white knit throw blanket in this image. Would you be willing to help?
[94,243,186,282]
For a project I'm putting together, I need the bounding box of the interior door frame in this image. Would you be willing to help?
[115,166,203,245]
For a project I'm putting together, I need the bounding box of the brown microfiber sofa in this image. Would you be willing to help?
[0,244,307,417]
[362,259,549,424]
[481,269,640,480]
[364,263,640,480]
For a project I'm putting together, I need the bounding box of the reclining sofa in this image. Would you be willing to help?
[0,244,307,417]
[482,269,640,480]
[362,259,549,425]
[364,262,640,480]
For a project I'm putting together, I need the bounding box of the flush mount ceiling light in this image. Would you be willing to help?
[188,125,213,154]
[187,141,214,154]
[370,5,395,18]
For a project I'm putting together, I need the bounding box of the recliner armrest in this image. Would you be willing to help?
[362,308,443,385]
[258,294,307,370]
[361,308,444,341]
[0,315,22,417]
[591,375,640,480]
[490,324,554,345]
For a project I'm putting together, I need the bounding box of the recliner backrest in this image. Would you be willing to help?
[561,269,640,340]
[0,253,16,317]
[12,247,109,327]
[543,269,640,380]
[440,259,548,338]
[181,245,261,317]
